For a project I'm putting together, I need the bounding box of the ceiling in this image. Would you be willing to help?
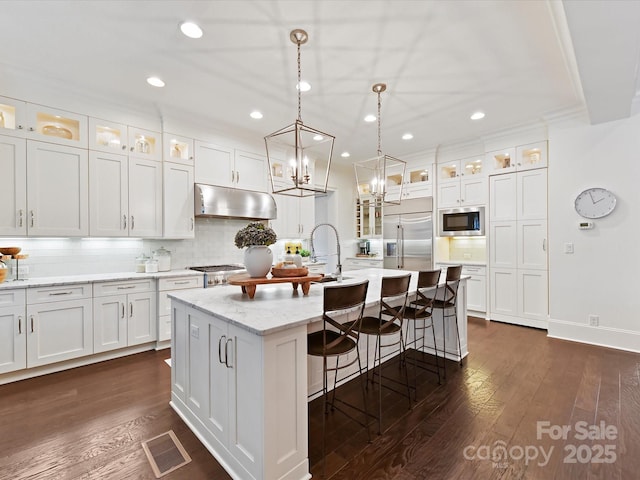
[2,1,640,164]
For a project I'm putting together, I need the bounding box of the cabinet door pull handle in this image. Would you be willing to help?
[130,216,134,229]
[117,285,136,290]
[174,281,190,285]
[236,171,239,183]
[18,316,22,334]
[30,315,34,333]
[218,335,226,364]
[225,338,233,368]
[231,171,235,183]
[30,210,34,227]
[543,239,546,252]
[121,303,125,319]
[129,302,133,317]
[18,209,23,227]
[190,217,194,231]
[49,291,73,296]
[123,215,127,229]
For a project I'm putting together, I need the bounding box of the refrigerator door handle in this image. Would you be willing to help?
[396,224,401,268]
[400,224,405,268]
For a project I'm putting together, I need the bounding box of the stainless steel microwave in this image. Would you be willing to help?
[438,206,485,237]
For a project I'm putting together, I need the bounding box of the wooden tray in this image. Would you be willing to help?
[271,266,308,277]
[227,272,323,299]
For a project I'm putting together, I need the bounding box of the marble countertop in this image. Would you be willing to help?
[169,268,468,336]
[0,269,203,290]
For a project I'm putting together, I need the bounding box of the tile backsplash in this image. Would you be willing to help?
[1,217,252,278]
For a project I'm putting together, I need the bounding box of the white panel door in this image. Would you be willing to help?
[26,298,93,368]
[0,135,27,235]
[490,221,516,268]
[127,292,156,346]
[490,268,517,316]
[460,176,487,206]
[234,150,267,192]
[26,141,89,236]
[0,307,26,374]
[466,274,487,312]
[517,168,547,220]
[194,141,234,187]
[128,157,162,237]
[172,303,188,401]
[163,162,195,238]
[93,294,127,353]
[207,315,230,443]
[437,181,461,208]
[89,151,128,236]
[518,220,548,270]
[187,310,210,420]
[518,269,548,322]
[489,173,517,221]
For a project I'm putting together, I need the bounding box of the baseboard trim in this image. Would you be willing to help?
[548,318,640,354]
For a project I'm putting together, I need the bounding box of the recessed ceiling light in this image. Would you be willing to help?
[296,81,311,92]
[341,152,350,158]
[146,77,165,88]
[313,134,323,141]
[180,21,203,39]
[470,111,485,120]
[402,133,413,140]
[250,111,263,119]
[364,114,376,123]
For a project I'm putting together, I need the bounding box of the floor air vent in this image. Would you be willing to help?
[141,430,191,478]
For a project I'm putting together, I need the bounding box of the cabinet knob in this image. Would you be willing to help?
[122,145,127,151]
[17,125,24,130]
[28,127,35,132]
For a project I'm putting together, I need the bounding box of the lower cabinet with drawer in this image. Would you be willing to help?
[93,279,157,353]
[343,258,383,271]
[436,263,487,314]
[157,275,202,344]
[26,283,94,368]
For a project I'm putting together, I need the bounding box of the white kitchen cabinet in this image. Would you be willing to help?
[435,263,486,314]
[0,289,26,374]
[437,156,486,208]
[0,96,27,138]
[163,133,194,165]
[386,164,433,202]
[195,141,267,192]
[157,275,202,343]
[25,103,88,148]
[89,118,162,163]
[0,135,27,235]
[163,162,195,239]
[26,141,89,236]
[127,126,162,162]
[356,198,382,238]
[89,151,162,237]
[487,141,547,175]
[343,257,383,271]
[93,279,157,353]
[489,167,548,329]
[26,284,93,368]
[174,304,264,479]
[271,194,315,238]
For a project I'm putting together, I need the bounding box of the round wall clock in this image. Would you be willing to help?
[574,187,617,219]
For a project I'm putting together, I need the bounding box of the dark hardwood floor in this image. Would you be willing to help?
[1,317,638,479]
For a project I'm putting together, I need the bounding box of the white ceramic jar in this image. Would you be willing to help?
[153,247,171,272]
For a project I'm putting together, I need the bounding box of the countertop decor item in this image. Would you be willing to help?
[235,222,277,277]
[0,246,21,256]
[271,266,308,277]
[227,272,322,299]
[264,28,335,197]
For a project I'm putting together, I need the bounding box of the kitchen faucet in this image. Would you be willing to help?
[309,223,342,281]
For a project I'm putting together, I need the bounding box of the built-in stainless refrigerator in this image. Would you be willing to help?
[383,197,433,270]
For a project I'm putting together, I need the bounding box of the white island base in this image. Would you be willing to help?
[169,269,468,480]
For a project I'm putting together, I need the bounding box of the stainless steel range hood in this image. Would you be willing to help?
[194,184,277,220]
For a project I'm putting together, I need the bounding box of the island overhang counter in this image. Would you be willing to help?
[168,268,469,480]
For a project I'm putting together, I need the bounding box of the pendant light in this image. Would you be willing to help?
[354,83,406,205]
[265,29,335,197]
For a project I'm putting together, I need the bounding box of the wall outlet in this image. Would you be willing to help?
[588,315,599,327]
[564,243,574,254]
[190,324,200,339]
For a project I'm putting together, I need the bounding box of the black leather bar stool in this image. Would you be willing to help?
[307,280,370,477]
[402,269,442,395]
[347,273,411,434]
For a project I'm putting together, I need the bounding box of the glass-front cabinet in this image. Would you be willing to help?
[356,198,382,238]
[164,133,194,165]
[128,126,161,161]
[26,103,87,148]
[0,96,27,137]
[438,157,484,183]
[487,141,547,175]
[89,118,128,154]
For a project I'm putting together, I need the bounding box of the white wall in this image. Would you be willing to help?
[548,111,640,352]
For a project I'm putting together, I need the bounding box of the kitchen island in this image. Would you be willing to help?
[168,268,468,480]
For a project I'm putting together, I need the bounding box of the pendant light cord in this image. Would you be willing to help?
[297,36,302,122]
[377,89,382,157]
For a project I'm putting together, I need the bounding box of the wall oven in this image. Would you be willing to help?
[438,206,485,237]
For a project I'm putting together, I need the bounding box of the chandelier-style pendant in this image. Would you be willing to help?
[354,83,406,205]
[265,29,335,197]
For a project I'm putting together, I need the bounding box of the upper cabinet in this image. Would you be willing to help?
[385,164,433,202]
[195,141,267,192]
[163,133,194,166]
[0,97,87,148]
[0,134,27,236]
[437,156,487,208]
[487,141,547,175]
[89,118,162,162]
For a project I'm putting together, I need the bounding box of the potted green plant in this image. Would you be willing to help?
[235,222,277,277]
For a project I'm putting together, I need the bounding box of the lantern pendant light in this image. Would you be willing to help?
[264,29,335,197]
[354,83,406,205]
